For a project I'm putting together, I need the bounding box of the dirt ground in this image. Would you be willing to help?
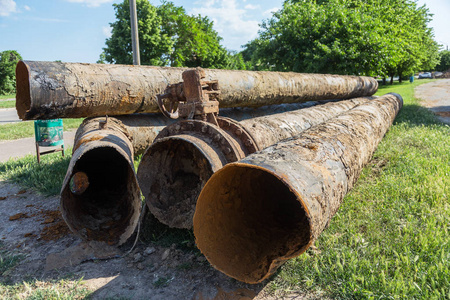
[0,180,318,299]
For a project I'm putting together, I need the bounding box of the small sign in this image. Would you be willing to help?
[34,119,64,147]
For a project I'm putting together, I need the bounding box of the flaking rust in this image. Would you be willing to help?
[138,96,371,229]
[16,60,378,120]
[193,93,403,283]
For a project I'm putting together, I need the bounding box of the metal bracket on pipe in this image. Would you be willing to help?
[157,67,220,124]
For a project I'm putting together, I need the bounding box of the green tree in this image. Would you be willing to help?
[436,50,450,72]
[242,0,439,82]
[0,50,22,95]
[103,0,172,66]
[102,0,233,69]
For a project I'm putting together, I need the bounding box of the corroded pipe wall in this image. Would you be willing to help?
[193,93,403,283]
[137,97,371,229]
[60,102,325,244]
[16,60,378,120]
[60,116,140,245]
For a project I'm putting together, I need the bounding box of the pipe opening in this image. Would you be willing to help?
[61,147,138,245]
[15,61,31,120]
[194,164,311,283]
[138,136,220,229]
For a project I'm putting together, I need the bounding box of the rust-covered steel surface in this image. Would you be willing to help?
[137,97,371,229]
[193,93,403,283]
[60,103,322,243]
[16,60,378,120]
[61,116,142,246]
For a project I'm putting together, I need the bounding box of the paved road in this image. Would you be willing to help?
[0,108,21,124]
[416,79,450,124]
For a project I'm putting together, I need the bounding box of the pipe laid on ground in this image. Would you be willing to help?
[61,114,174,245]
[137,97,371,229]
[193,93,403,283]
[16,60,378,120]
[60,103,319,244]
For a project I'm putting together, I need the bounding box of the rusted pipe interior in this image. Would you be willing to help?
[61,146,138,245]
[15,61,31,120]
[137,135,225,229]
[193,164,310,283]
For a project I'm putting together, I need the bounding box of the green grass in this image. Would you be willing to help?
[0,150,72,196]
[270,79,450,299]
[0,118,83,141]
[0,100,15,109]
[0,94,14,100]
[0,278,91,299]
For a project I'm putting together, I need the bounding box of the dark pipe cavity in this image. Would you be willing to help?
[193,165,310,283]
[61,147,135,244]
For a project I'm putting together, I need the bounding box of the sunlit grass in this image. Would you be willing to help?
[0,94,15,100]
[0,278,91,299]
[0,100,15,109]
[0,119,83,141]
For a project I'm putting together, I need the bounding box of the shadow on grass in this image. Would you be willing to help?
[0,153,71,196]
[394,103,443,127]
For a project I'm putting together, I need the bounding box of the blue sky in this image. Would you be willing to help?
[0,0,449,64]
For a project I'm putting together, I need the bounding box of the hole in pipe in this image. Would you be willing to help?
[138,137,216,229]
[61,147,136,244]
[194,165,310,283]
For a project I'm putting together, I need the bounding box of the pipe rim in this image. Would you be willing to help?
[193,162,313,284]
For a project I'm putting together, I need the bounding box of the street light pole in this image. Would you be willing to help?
[129,0,140,65]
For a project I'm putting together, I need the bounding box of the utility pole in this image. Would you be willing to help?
[129,0,140,65]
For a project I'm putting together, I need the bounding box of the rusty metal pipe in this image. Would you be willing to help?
[193,93,403,283]
[137,97,372,229]
[60,113,176,245]
[60,103,321,244]
[16,60,378,120]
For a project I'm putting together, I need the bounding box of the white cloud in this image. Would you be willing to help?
[65,0,113,8]
[191,0,260,50]
[244,4,259,10]
[102,26,112,38]
[0,0,17,16]
[263,6,280,17]
[24,5,30,11]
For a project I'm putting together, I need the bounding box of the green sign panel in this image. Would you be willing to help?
[34,119,64,147]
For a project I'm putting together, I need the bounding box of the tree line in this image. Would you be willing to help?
[101,0,444,84]
[2,0,450,95]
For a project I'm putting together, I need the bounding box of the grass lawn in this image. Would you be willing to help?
[0,94,15,100]
[0,118,83,141]
[0,80,448,298]
[269,79,450,299]
[0,100,15,109]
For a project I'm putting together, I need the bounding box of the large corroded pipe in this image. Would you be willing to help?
[137,97,371,229]
[60,103,318,244]
[16,60,378,120]
[193,93,403,283]
[60,114,174,245]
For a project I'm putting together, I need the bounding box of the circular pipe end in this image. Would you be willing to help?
[193,163,312,284]
[61,146,140,245]
[137,135,226,229]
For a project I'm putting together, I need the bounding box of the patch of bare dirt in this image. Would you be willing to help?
[0,180,318,299]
